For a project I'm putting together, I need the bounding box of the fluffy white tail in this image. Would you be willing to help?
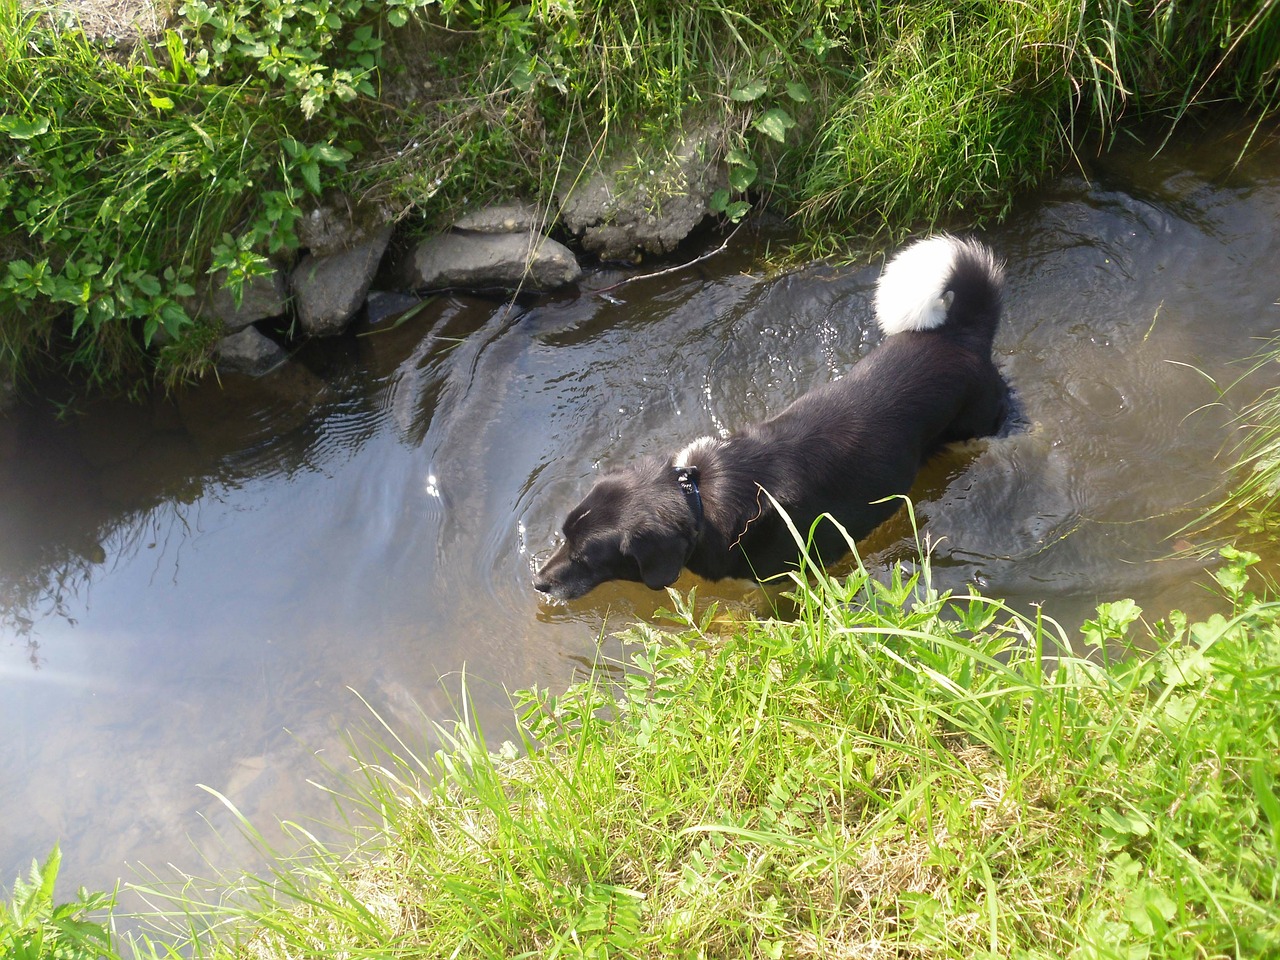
[874,234,1003,336]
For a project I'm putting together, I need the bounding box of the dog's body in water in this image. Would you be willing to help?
[534,235,1009,602]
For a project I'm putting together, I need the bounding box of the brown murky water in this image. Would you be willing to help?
[3,119,1279,898]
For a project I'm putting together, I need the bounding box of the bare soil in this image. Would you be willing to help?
[35,0,164,39]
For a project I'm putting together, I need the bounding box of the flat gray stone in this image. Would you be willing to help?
[454,202,544,235]
[215,325,287,376]
[558,125,726,260]
[405,230,580,291]
[210,268,289,333]
[183,267,289,335]
[292,225,393,337]
[297,198,393,258]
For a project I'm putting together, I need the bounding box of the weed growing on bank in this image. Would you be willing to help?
[2,0,1279,392]
[1196,334,1280,550]
[120,546,1280,959]
[0,0,436,391]
[1,845,121,960]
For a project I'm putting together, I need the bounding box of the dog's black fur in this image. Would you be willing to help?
[533,235,1008,601]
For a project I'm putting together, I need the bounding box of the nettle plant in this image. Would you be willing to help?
[713,75,808,222]
[0,0,441,387]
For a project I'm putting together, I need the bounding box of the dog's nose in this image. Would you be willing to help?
[530,547,556,593]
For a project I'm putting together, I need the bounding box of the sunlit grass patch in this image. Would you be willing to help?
[795,1,1075,233]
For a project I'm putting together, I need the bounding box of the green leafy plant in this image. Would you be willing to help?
[0,0,440,390]
[1,845,119,960]
[711,75,808,222]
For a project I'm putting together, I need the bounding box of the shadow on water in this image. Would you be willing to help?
[2,117,1280,897]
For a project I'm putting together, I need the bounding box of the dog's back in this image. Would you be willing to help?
[872,234,1007,448]
[763,235,1007,461]
[710,235,1008,576]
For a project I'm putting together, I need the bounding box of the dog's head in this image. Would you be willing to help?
[533,460,698,601]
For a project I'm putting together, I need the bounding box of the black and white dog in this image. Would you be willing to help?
[533,235,1008,601]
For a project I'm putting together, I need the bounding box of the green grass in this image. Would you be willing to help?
[0,0,434,392]
[112,543,1280,959]
[2,0,1279,392]
[1185,336,1280,548]
[793,3,1073,232]
[0,0,284,389]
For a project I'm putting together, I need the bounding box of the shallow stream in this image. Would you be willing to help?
[3,120,1279,896]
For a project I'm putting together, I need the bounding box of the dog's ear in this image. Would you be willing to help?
[625,527,688,591]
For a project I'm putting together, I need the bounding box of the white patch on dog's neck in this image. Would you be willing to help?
[673,435,721,469]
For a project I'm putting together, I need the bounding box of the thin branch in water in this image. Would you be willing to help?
[583,221,746,298]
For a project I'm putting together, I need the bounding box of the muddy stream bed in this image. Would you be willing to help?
[2,121,1279,898]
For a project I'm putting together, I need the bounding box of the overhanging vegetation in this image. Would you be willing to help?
[1,0,1277,391]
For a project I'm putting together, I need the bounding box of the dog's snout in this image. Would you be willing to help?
[533,564,571,602]
[530,546,559,595]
